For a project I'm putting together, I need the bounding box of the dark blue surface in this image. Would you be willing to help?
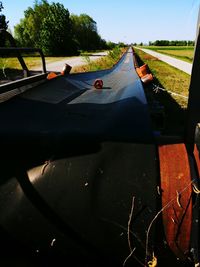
[0,48,159,266]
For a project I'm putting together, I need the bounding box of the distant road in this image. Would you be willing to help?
[32,51,108,73]
[136,47,192,75]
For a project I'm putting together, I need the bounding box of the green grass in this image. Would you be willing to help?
[141,46,194,63]
[135,48,190,107]
[73,46,124,73]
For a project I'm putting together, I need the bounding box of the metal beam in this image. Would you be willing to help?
[185,10,200,151]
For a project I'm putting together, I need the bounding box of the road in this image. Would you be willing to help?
[136,47,192,75]
[32,51,108,73]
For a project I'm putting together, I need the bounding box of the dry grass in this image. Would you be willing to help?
[0,56,75,70]
[72,47,125,73]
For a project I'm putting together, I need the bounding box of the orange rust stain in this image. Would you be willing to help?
[158,143,192,259]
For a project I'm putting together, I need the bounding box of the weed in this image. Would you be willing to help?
[73,46,124,73]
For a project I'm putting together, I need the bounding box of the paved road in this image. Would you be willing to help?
[136,47,192,75]
[32,51,108,73]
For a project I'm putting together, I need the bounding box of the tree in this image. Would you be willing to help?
[0,1,9,47]
[71,14,102,51]
[14,0,77,55]
[39,3,77,55]
[150,40,195,46]
[0,1,8,30]
[0,1,3,12]
[15,0,50,47]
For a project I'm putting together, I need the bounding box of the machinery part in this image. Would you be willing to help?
[0,48,157,266]
[0,29,30,77]
[136,64,154,84]
[0,47,46,75]
[94,79,103,89]
[158,143,192,260]
[61,63,72,75]
[136,64,149,78]
[47,72,58,80]
[0,73,47,103]
[185,13,200,150]
[141,73,154,84]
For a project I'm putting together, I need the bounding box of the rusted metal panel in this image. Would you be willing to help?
[158,144,192,259]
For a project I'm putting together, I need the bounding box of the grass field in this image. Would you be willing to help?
[134,48,191,135]
[0,56,75,70]
[141,46,194,63]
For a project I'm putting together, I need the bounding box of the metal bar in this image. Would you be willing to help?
[185,13,200,151]
[0,73,47,94]
[0,29,30,77]
[0,47,47,74]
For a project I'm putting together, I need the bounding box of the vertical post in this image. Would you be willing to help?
[185,7,200,152]
[0,29,30,77]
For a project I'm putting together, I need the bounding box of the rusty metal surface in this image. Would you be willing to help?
[158,144,192,259]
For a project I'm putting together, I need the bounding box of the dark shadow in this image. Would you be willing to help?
[134,53,187,138]
[0,68,24,84]
[102,86,111,89]
[81,53,107,57]
[0,68,44,85]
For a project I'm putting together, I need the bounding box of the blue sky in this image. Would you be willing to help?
[2,0,200,44]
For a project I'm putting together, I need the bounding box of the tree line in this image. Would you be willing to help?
[148,40,195,46]
[0,0,116,56]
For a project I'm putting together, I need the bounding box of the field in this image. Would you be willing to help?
[142,46,194,63]
[0,56,75,71]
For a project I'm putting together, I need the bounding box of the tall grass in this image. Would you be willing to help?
[73,46,124,73]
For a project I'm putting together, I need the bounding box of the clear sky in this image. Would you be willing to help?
[2,0,200,44]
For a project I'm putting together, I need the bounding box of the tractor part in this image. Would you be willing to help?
[61,63,72,75]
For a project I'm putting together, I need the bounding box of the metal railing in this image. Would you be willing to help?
[0,47,47,74]
[0,29,47,77]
